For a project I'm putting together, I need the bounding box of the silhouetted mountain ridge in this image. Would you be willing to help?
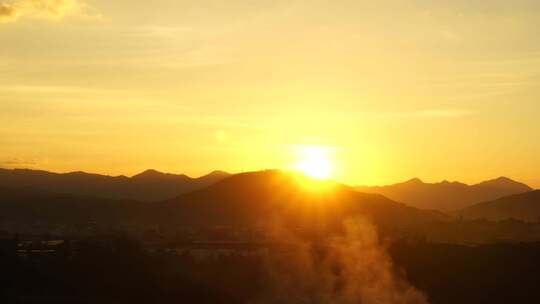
[356,177,532,211]
[0,168,231,202]
[131,169,193,181]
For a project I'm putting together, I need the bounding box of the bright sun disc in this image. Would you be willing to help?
[295,145,335,180]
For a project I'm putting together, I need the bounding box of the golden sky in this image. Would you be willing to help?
[1,0,539,187]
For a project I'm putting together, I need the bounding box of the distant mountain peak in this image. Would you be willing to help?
[132,169,164,179]
[476,176,532,191]
[205,170,230,177]
[132,169,230,181]
[487,176,514,183]
[131,169,190,181]
[493,176,518,183]
[406,178,423,184]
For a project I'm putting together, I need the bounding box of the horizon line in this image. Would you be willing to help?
[0,166,535,189]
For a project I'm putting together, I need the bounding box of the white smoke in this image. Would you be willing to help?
[254,217,429,304]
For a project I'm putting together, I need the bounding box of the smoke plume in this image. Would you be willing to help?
[0,0,81,22]
[254,217,429,304]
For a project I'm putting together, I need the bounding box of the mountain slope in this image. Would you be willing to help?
[0,168,230,202]
[356,177,532,211]
[152,170,447,232]
[458,190,540,222]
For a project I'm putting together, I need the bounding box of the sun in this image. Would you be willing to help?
[295,145,335,180]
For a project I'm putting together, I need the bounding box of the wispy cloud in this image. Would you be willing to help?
[383,109,473,119]
[131,25,194,38]
[0,84,112,94]
[0,0,86,23]
[0,157,39,168]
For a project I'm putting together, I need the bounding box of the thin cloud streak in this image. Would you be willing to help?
[0,157,41,168]
[382,109,473,119]
[0,0,85,22]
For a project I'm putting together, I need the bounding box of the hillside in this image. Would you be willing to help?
[458,190,540,222]
[151,170,447,232]
[0,186,146,232]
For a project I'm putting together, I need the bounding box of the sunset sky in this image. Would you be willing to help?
[1,0,539,187]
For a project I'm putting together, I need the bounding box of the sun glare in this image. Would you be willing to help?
[295,145,335,180]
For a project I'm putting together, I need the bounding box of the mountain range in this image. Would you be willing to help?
[356,177,533,211]
[0,168,230,202]
[0,170,447,235]
[1,167,538,233]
